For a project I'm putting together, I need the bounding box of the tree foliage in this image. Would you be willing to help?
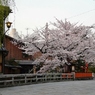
[0,0,15,47]
[19,19,95,73]
[89,66,95,73]
[0,6,11,47]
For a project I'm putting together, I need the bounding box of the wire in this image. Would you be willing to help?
[67,8,95,19]
[39,8,95,31]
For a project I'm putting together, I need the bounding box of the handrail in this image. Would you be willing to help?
[0,72,94,88]
[0,73,74,87]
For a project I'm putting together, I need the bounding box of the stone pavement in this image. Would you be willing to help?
[0,80,95,95]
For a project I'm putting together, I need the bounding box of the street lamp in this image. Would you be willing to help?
[6,22,12,29]
[0,21,12,74]
[0,5,13,74]
[4,22,12,35]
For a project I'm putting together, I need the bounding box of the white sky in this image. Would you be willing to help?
[8,0,95,35]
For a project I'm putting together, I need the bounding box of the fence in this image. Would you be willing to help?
[0,72,94,88]
[0,73,74,87]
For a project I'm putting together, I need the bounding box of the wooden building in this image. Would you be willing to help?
[0,35,34,74]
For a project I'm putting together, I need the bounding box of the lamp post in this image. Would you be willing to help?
[0,4,13,74]
[2,21,12,45]
[0,21,12,74]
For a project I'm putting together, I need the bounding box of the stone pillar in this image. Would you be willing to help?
[33,65,36,74]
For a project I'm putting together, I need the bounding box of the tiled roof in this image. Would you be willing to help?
[16,60,34,65]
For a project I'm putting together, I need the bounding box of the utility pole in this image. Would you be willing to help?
[45,23,49,41]
[26,28,29,35]
[45,23,49,48]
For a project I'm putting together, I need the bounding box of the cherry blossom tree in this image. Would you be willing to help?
[19,19,95,73]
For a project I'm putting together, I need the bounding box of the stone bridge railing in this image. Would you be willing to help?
[0,73,94,88]
[0,73,74,87]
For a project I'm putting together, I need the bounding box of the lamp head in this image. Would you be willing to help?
[6,22,12,29]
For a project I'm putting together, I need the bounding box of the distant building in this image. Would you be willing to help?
[9,28,20,40]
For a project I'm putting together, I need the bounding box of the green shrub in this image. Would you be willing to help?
[89,66,95,73]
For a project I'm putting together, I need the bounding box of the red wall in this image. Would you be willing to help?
[5,37,22,60]
[5,36,31,60]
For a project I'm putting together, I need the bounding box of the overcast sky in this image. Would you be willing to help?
[9,0,95,35]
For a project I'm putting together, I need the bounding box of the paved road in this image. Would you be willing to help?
[0,80,95,95]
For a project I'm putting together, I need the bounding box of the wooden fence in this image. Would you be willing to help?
[0,73,74,87]
[0,73,94,88]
